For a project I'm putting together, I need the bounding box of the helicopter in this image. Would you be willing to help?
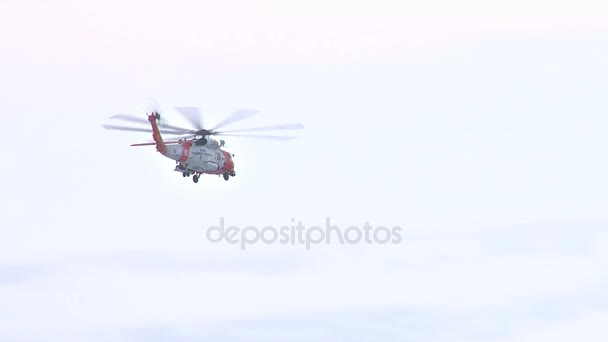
[102,106,303,183]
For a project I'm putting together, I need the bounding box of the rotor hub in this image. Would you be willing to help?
[195,129,212,136]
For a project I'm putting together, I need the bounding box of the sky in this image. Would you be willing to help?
[1,0,607,341]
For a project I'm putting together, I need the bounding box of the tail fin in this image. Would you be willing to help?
[148,112,168,154]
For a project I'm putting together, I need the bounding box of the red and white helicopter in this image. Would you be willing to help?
[102,106,303,183]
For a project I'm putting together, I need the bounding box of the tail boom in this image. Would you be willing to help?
[148,113,168,155]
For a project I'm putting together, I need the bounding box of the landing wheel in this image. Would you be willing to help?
[223,172,230,181]
[193,175,199,183]
[182,172,187,177]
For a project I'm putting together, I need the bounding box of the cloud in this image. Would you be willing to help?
[2,0,608,68]
[0,222,606,341]
[0,264,50,285]
[57,305,608,341]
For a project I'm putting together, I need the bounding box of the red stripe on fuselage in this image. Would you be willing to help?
[180,141,192,162]
[221,150,234,172]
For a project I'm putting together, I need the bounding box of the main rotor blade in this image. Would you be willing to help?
[214,133,297,141]
[109,114,149,125]
[109,113,196,133]
[210,109,258,131]
[157,122,197,134]
[219,123,304,133]
[169,134,199,140]
[102,124,188,135]
[103,125,155,133]
[174,107,204,130]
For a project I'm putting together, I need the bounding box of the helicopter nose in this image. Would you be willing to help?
[222,151,235,171]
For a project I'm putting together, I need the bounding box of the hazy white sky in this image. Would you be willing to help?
[1,0,607,341]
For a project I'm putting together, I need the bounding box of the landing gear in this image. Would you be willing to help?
[223,172,230,181]
[193,174,199,183]
[182,172,187,177]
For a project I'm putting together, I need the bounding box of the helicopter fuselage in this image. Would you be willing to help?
[163,139,235,175]
[144,113,235,181]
